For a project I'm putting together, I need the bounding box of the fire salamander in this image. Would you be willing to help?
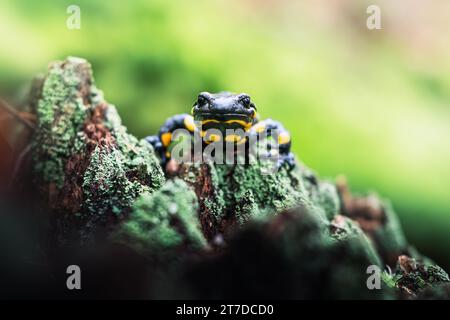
[146,92,295,169]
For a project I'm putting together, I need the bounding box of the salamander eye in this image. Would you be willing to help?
[240,95,251,107]
[197,93,209,106]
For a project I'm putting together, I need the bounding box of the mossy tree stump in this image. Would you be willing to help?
[25,57,449,299]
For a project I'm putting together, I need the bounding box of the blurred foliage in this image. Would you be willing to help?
[0,0,449,268]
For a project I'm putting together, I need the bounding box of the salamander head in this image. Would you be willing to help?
[191,92,257,131]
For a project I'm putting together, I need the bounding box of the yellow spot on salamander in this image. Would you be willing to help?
[278,131,291,145]
[252,122,266,133]
[184,115,196,132]
[224,119,252,130]
[201,118,252,130]
[161,132,172,147]
[206,133,221,142]
[201,119,220,126]
[225,134,244,143]
[165,151,171,158]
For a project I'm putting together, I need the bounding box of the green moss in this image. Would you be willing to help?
[373,200,408,260]
[195,154,309,224]
[83,146,148,216]
[31,57,165,243]
[171,143,340,235]
[116,179,207,257]
[235,190,258,225]
[32,58,90,188]
[311,182,340,220]
[81,108,165,218]
[395,258,450,294]
[299,166,340,221]
[233,165,302,211]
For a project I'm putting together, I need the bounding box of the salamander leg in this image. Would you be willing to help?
[250,119,296,169]
[145,113,196,167]
[145,135,166,163]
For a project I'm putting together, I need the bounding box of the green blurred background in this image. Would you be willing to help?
[1,0,449,269]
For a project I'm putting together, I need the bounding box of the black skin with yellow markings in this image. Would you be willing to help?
[145,92,295,169]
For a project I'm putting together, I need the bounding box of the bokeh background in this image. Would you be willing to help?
[1,0,449,269]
